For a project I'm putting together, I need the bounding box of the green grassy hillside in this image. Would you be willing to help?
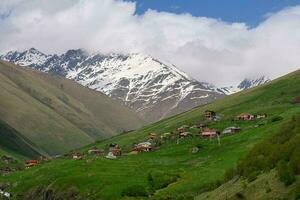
[197,114,300,200]
[0,120,41,175]
[0,60,144,155]
[196,170,300,200]
[0,69,299,200]
[0,119,41,158]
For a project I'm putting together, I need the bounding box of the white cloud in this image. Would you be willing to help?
[0,0,300,86]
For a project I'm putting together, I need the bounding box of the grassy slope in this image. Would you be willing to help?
[0,120,41,175]
[0,69,299,199]
[0,60,144,155]
[196,170,300,200]
[0,119,41,159]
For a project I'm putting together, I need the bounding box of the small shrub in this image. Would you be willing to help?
[235,192,245,199]
[270,116,283,122]
[242,181,248,189]
[224,167,237,181]
[121,185,148,197]
[265,187,272,193]
[294,181,300,199]
[277,161,295,186]
[247,172,258,183]
[292,96,300,104]
[290,148,300,175]
[148,171,179,190]
[200,180,223,193]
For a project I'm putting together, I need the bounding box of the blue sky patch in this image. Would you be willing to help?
[128,0,300,27]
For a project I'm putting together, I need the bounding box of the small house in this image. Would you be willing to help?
[222,127,241,135]
[148,133,157,140]
[25,160,39,168]
[133,142,152,152]
[201,128,220,137]
[1,155,15,164]
[0,191,11,198]
[177,125,189,133]
[39,156,49,161]
[236,113,255,121]
[109,143,122,156]
[105,152,117,159]
[196,123,207,129]
[0,167,12,174]
[88,147,105,156]
[204,110,216,120]
[177,127,185,133]
[72,152,83,160]
[161,132,171,139]
[180,132,193,138]
[255,113,267,119]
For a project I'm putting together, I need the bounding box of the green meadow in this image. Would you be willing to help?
[0,69,299,199]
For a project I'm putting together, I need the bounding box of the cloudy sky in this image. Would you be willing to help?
[1,0,300,86]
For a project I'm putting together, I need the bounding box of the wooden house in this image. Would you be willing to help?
[105,152,117,159]
[177,125,189,133]
[133,142,152,152]
[72,152,83,160]
[88,147,105,156]
[148,133,157,140]
[222,127,241,135]
[1,155,15,164]
[25,160,39,168]
[204,110,216,120]
[255,113,267,119]
[109,143,122,156]
[201,128,219,137]
[161,132,171,139]
[236,113,255,120]
[196,123,207,129]
[180,132,193,138]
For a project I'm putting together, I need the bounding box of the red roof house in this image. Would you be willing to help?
[25,160,39,168]
[201,128,220,137]
[236,113,255,120]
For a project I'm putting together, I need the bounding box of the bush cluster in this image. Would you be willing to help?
[121,171,179,197]
[148,171,179,190]
[270,116,283,122]
[225,114,300,185]
[121,185,148,197]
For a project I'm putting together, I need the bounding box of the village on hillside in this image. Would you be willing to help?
[18,110,270,167]
[1,98,298,199]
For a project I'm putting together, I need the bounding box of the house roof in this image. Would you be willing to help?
[88,149,104,152]
[224,126,241,130]
[180,132,192,136]
[202,131,217,136]
[109,143,119,147]
[202,128,217,132]
[26,160,38,164]
[238,113,253,116]
[137,142,151,146]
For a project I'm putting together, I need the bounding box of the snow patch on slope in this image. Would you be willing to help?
[1,48,224,122]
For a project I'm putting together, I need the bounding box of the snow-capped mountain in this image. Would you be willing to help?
[218,76,271,95]
[237,76,270,90]
[1,48,224,122]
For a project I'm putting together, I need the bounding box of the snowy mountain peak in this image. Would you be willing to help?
[217,76,271,95]
[1,48,49,68]
[1,48,224,122]
[237,76,270,90]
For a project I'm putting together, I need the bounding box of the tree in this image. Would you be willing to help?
[277,161,295,186]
